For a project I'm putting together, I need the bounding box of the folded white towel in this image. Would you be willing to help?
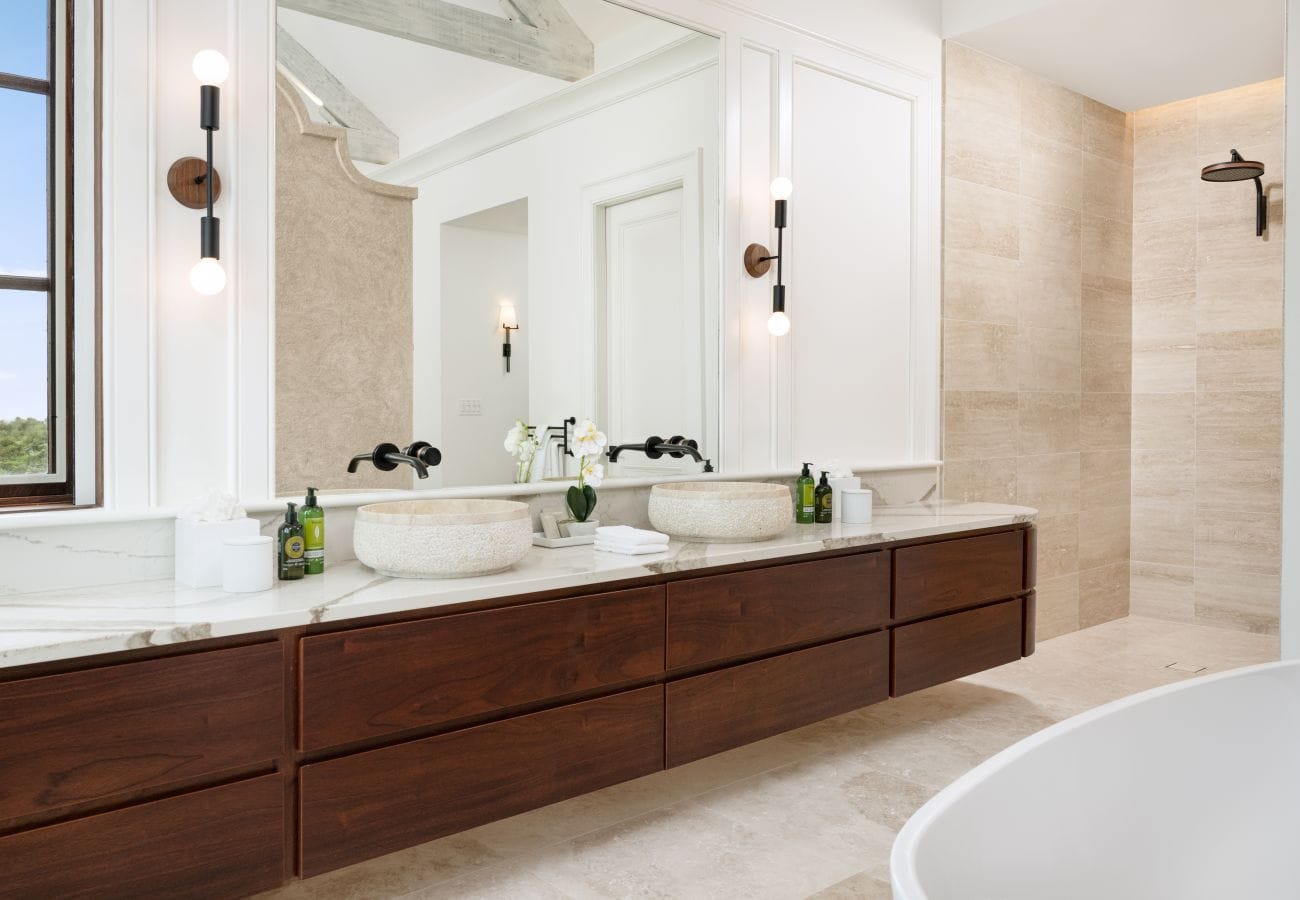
[595,525,669,546]
[594,540,669,556]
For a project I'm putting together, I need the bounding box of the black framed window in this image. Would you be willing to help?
[0,0,74,507]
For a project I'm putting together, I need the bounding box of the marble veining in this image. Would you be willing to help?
[0,501,1033,670]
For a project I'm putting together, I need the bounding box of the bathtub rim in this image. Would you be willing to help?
[889,657,1300,900]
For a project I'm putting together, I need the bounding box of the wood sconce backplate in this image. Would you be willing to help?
[744,243,772,277]
[167,157,222,209]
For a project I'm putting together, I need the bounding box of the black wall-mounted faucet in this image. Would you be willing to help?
[607,435,706,465]
[347,441,442,479]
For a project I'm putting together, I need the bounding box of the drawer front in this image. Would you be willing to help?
[300,586,665,751]
[892,599,1024,697]
[665,632,888,767]
[0,774,285,900]
[894,530,1025,620]
[666,553,888,670]
[0,643,283,822]
[300,685,665,876]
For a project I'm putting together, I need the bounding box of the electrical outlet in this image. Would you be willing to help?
[458,399,483,416]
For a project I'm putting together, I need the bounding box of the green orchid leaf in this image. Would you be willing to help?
[566,485,588,521]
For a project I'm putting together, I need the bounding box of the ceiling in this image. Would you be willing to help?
[943,0,1284,111]
[278,0,694,160]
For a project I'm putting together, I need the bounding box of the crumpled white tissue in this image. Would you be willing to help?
[825,458,854,478]
[180,489,247,523]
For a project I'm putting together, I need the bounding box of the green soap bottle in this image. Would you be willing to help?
[302,487,325,575]
[278,502,306,581]
[796,462,816,524]
[815,471,833,524]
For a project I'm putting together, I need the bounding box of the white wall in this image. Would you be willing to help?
[438,224,530,488]
[50,0,944,518]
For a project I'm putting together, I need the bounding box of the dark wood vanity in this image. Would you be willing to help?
[0,523,1035,898]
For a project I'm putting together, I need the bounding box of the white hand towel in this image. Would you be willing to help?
[595,525,669,546]
[594,541,669,556]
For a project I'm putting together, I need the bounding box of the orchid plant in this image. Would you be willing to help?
[503,420,539,485]
[567,419,606,522]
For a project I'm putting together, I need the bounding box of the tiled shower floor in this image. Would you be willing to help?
[261,616,1278,899]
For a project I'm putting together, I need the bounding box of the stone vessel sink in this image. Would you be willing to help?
[648,481,792,543]
[353,499,532,578]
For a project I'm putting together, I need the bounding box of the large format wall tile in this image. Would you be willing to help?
[943,321,1020,391]
[942,42,1129,638]
[1129,81,1283,634]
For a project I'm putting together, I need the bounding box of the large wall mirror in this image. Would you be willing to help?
[273,0,722,494]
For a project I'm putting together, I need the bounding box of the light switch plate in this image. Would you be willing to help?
[459,399,482,416]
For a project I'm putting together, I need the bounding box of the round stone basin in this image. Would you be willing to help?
[353,499,532,578]
[648,481,792,543]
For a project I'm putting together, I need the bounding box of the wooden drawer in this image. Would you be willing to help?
[665,632,888,767]
[892,599,1024,697]
[300,586,665,751]
[0,643,283,823]
[0,774,285,900]
[894,530,1025,620]
[299,685,665,876]
[666,553,888,670]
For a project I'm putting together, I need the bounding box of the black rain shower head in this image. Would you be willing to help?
[1201,149,1267,236]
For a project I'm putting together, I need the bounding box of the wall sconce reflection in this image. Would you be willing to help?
[168,50,228,295]
[744,177,792,336]
[500,303,520,373]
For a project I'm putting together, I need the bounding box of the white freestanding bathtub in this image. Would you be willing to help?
[891,660,1300,900]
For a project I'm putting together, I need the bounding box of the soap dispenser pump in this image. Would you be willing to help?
[815,471,833,524]
[796,463,815,524]
[278,502,306,581]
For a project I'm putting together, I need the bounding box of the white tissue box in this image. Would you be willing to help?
[175,517,260,587]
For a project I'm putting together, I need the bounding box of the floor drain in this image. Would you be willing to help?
[1165,661,1207,674]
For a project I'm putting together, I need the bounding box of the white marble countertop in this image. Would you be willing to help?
[0,501,1034,670]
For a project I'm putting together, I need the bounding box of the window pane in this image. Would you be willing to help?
[0,1,49,80]
[0,88,49,278]
[0,289,50,476]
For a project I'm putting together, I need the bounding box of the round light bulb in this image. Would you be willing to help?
[770,177,793,201]
[767,310,791,337]
[192,50,229,86]
[190,257,227,295]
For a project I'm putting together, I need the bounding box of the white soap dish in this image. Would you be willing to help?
[532,532,596,549]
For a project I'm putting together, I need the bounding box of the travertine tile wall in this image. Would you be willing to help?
[941,43,1133,640]
[1129,78,1284,634]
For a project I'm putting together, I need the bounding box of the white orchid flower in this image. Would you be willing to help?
[572,419,607,459]
[581,461,604,488]
[503,419,530,454]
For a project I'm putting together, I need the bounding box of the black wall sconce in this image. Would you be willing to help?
[1201,149,1268,237]
[744,177,792,336]
[500,303,520,372]
[167,50,228,295]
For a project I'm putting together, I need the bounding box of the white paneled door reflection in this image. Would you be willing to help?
[600,185,704,477]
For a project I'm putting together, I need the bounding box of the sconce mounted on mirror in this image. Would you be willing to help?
[168,50,228,296]
[500,303,520,372]
[744,177,792,336]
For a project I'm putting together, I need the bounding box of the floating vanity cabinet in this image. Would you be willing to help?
[666,552,888,669]
[299,586,666,750]
[893,530,1025,620]
[891,598,1026,696]
[0,642,283,822]
[0,776,285,900]
[666,632,890,766]
[299,686,665,876]
[0,522,1035,896]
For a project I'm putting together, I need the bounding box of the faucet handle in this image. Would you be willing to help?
[642,435,666,460]
[348,442,403,473]
[404,441,443,468]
